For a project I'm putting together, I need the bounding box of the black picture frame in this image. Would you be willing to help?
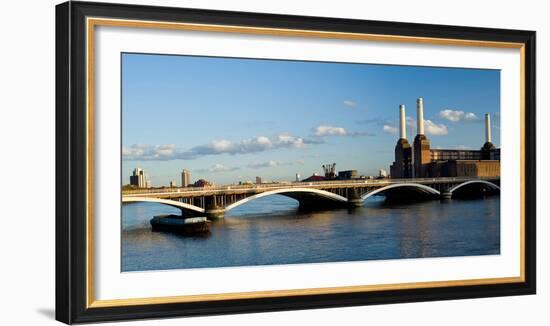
[56,1,536,324]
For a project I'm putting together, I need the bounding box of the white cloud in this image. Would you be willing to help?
[210,139,233,151]
[247,160,281,169]
[457,145,471,149]
[196,163,239,173]
[122,144,177,160]
[406,118,448,136]
[383,125,398,134]
[247,159,303,169]
[343,100,357,108]
[276,134,305,149]
[123,125,373,162]
[439,109,479,122]
[255,136,272,147]
[314,125,348,136]
[425,120,449,135]
[122,144,145,157]
[313,124,373,137]
[123,133,310,161]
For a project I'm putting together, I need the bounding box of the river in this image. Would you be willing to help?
[121,195,500,272]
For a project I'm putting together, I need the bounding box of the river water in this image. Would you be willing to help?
[121,195,500,272]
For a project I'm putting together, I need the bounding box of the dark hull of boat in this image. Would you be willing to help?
[150,215,210,235]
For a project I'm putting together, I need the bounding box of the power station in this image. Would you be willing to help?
[390,97,500,178]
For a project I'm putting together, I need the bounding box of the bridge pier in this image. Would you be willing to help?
[205,195,225,219]
[347,188,364,207]
[205,209,225,219]
[440,190,453,199]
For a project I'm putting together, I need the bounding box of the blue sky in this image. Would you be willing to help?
[122,53,500,186]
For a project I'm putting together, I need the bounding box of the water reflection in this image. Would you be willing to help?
[122,195,500,272]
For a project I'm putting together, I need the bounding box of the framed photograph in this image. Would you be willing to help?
[56,1,536,324]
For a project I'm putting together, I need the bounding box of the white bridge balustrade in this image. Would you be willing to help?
[122,177,500,218]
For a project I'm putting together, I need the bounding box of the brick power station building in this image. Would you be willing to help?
[390,98,500,179]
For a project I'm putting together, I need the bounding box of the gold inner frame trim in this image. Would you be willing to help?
[85,17,527,309]
[89,277,521,308]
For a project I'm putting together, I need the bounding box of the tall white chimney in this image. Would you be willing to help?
[399,104,407,139]
[485,113,492,143]
[417,97,425,135]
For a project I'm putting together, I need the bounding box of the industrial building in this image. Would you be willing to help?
[390,104,413,178]
[338,170,358,179]
[390,97,500,178]
[302,167,360,182]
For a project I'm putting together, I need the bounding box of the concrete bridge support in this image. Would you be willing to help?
[205,195,225,219]
[440,189,453,199]
[347,188,364,207]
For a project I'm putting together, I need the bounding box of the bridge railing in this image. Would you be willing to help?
[121,176,499,197]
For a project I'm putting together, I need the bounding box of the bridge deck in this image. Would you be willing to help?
[122,177,500,199]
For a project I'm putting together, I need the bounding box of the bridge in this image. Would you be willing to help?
[122,177,500,219]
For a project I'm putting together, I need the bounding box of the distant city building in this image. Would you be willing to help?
[130,168,146,188]
[338,170,358,180]
[181,169,190,187]
[295,173,301,182]
[255,176,263,184]
[193,179,212,188]
[145,180,152,188]
[391,98,500,178]
[302,174,326,182]
[379,169,388,178]
[169,180,176,188]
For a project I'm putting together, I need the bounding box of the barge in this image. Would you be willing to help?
[150,215,210,235]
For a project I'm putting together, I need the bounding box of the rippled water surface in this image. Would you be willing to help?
[121,195,500,272]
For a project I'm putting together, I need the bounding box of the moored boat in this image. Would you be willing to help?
[150,215,210,235]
